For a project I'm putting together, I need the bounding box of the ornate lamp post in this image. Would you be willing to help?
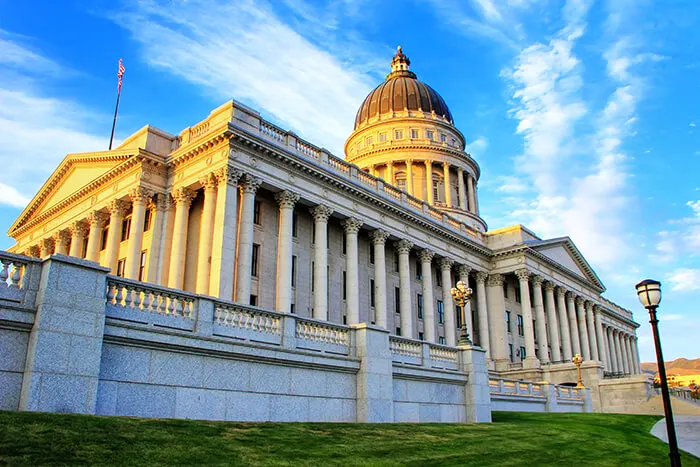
[635,279,681,467]
[572,354,584,388]
[450,280,472,346]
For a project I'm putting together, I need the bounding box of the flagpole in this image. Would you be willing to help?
[108,87,121,150]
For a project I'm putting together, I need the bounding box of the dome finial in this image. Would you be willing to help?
[387,45,416,80]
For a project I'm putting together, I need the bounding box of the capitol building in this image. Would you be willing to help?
[0,48,649,420]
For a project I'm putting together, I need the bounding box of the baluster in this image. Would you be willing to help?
[142,290,152,311]
[133,287,142,309]
[125,286,136,308]
[167,294,175,315]
[174,297,183,316]
[232,309,241,327]
[115,285,124,307]
[9,264,22,289]
[0,260,9,287]
[106,283,115,304]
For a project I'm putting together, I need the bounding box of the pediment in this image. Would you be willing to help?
[529,238,605,290]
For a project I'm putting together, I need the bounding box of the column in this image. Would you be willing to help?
[486,274,507,369]
[386,162,393,184]
[147,194,169,286]
[575,297,591,361]
[466,174,475,214]
[594,306,608,367]
[439,258,456,346]
[623,334,633,375]
[531,276,550,364]
[601,325,612,372]
[370,230,390,329]
[544,282,561,362]
[566,292,581,356]
[516,269,538,368]
[195,174,218,294]
[556,287,572,361]
[613,329,624,374]
[458,265,473,345]
[419,249,436,341]
[343,218,363,325]
[104,199,127,274]
[168,187,196,290]
[475,271,490,358]
[40,237,55,258]
[310,205,333,320]
[209,166,242,298]
[586,302,599,361]
[68,221,87,258]
[443,162,451,207]
[53,230,70,256]
[275,190,300,313]
[471,175,480,215]
[234,176,261,303]
[632,337,641,374]
[425,160,433,204]
[125,187,152,280]
[607,327,618,374]
[457,168,467,210]
[85,211,108,263]
[395,240,413,338]
[405,160,414,196]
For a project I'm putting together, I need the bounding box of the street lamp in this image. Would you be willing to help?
[635,279,681,467]
[572,353,584,388]
[450,280,472,346]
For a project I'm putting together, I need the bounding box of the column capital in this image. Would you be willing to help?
[531,275,544,288]
[584,300,595,310]
[214,165,243,186]
[28,245,41,258]
[406,159,413,165]
[171,186,196,206]
[474,270,488,283]
[458,263,471,277]
[515,268,530,281]
[129,186,154,204]
[593,304,603,313]
[438,257,455,271]
[575,295,585,306]
[369,229,390,245]
[443,161,450,168]
[457,166,464,174]
[88,210,109,228]
[394,239,413,254]
[150,192,170,211]
[424,159,433,167]
[53,229,71,245]
[108,199,128,216]
[71,220,89,237]
[418,248,435,263]
[239,175,262,194]
[486,273,504,287]
[275,190,300,209]
[199,172,219,191]
[310,204,334,223]
[566,290,577,301]
[40,237,55,252]
[342,217,363,234]
[544,281,556,292]
[556,286,568,298]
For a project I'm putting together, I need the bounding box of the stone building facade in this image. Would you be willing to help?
[5,49,645,411]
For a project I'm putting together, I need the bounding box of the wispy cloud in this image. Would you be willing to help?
[114,0,381,155]
[667,268,700,292]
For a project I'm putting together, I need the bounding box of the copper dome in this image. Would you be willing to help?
[354,47,453,130]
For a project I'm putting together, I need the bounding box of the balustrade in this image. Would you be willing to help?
[296,140,320,159]
[0,252,34,304]
[105,277,196,319]
[260,121,286,142]
[295,318,350,354]
[214,303,281,335]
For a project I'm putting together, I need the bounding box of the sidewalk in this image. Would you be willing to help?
[651,415,700,459]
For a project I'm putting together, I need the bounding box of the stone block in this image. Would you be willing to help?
[393,402,420,422]
[393,379,407,401]
[175,387,227,420]
[99,344,151,383]
[95,380,118,415]
[68,335,104,376]
[225,391,271,421]
[35,374,97,414]
[270,394,309,422]
[31,331,71,374]
[290,368,326,397]
[357,397,392,423]
[0,329,28,372]
[307,397,344,422]
[149,351,204,387]
[0,372,23,410]
[325,372,355,399]
[201,358,250,391]
[48,306,103,336]
[115,382,176,418]
[419,403,441,422]
[249,363,291,394]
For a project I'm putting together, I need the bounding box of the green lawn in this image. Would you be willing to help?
[0,411,697,466]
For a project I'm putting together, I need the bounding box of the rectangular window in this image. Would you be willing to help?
[253,201,262,225]
[503,282,509,299]
[520,346,526,361]
[290,303,295,314]
[437,300,444,324]
[418,332,424,341]
[143,209,152,232]
[251,244,260,277]
[116,258,126,277]
[515,284,521,303]
[396,327,401,336]
[394,252,400,272]
[121,217,131,242]
[395,286,401,314]
[417,293,423,319]
[509,344,514,362]
[366,136,373,145]
[343,271,347,300]
[433,180,440,202]
[426,130,434,140]
[370,279,375,307]
[397,179,406,191]
[138,250,147,281]
[369,244,375,264]
[439,336,445,345]
[81,239,88,259]
[411,129,419,139]
[440,133,447,143]
[394,129,403,139]
[506,311,512,333]
[379,133,387,142]
[517,314,524,336]
[250,294,257,306]
[312,222,316,244]
[416,265,422,281]
[100,228,109,251]
[292,212,298,238]
[311,261,315,292]
[436,271,442,287]
[291,255,297,288]
[343,315,347,325]
[342,231,347,255]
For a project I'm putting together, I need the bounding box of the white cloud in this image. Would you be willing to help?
[114,0,380,156]
[667,268,700,292]
[466,136,488,156]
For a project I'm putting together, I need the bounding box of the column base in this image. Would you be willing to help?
[523,357,541,370]
[493,359,510,372]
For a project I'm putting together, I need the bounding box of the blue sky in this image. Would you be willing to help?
[1,0,698,362]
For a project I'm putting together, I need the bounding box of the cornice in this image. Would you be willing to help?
[167,122,233,166]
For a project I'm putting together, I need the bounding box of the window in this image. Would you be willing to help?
[116,258,126,277]
[509,344,514,362]
[100,228,109,251]
[311,262,315,291]
[436,271,442,287]
[419,332,424,341]
[396,327,401,336]
[251,244,260,277]
[440,133,447,143]
[343,271,347,300]
[121,217,131,242]
[342,231,347,255]
[503,282,509,299]
[250,295,257,306]
[253,201,262,225]
[411,129,419,139]
[394,252,400,272]
[143,209,152,231]
[365,136,373,145]
[438,336,445,345]
[417,293,423,319]
[432,180,440,202]
[394,129,403,139]
[506,311,512,333]
[379,133,387,142]
[291,255,297,287]
[312,222,316,244]
[520,346,527,361]
[416,265,422,280]
[370,279,375,307]
[437,300,444,324]
[515,283,521,303]
[292,212,298,237]
[426,130,434,140]
[395,287,401,313]
[517,314,524,336]
[138,250,147,281]
[369,244,375,264]
[397,178,406,191]
[290,303,295,314]
[451,138,456,146]
[343,315,347,324]
[81,239,88,259]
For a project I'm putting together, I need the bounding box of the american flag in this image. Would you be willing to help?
[117,58,125,92]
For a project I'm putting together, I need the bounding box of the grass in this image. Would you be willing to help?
[0,411,697,466]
